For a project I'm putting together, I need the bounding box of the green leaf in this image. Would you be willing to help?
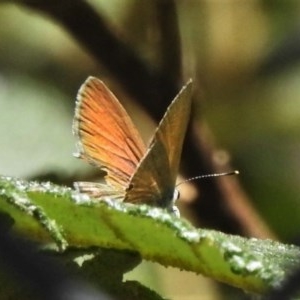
[0,175,299,296]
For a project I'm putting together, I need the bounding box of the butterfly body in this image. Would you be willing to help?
[73,77,192,213]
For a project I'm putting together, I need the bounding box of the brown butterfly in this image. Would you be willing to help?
[73,77,192,213]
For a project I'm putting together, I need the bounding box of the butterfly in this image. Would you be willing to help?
[73,76,192,214]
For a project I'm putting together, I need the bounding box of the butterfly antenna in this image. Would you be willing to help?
[176,170,239,187]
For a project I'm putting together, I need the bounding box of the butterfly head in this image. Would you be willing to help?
[168,188,180,217]
[155,187,181,216]
[125,183,181,216]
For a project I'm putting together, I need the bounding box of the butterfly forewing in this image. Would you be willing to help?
[154,80,192,184]
[125,80,193,207]
[73,77,146,194]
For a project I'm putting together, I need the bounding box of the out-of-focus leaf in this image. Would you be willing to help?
[0,175,299,296]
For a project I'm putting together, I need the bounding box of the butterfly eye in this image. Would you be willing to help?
[169,204,180,217]
[173,189,180,203]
